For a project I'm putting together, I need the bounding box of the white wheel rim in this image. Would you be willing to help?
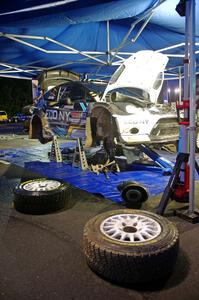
[100,213,161,243]
[21,179,61,192]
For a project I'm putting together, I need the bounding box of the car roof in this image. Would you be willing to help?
[47,80,107,95]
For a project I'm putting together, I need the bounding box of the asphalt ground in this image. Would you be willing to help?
[1,125,199,300]
[0,122,26,135]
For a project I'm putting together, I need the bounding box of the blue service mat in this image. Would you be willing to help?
[0,144,51,167]
[23,161,170,203]
[1,143,199,203]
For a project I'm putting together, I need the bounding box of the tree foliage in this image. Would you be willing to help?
[0,78,32,117]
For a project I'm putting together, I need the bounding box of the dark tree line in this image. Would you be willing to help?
[0,78,32,117]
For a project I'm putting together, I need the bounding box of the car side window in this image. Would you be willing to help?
[44,87,59,101]
[59,84,72,105]
[84,90,96,102]
[70,83,95,102]
[70,83,86,101]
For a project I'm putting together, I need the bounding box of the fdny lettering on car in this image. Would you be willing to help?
[46,109,87,124]
[46,110,71,123]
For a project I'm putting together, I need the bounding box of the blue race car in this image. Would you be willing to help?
[29,80,106,143]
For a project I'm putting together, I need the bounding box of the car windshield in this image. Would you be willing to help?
[82,82,107,95]
[108,87,150,104]
[0,111,6,115]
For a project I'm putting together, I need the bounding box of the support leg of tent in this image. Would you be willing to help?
[170,0,198,223]
[187,0,197,216]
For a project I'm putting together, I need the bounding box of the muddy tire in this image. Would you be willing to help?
[13,178,71,214]
[90,106,118,149]
[83,209,179,284]
[30,114,53,144]
[117,181,149,208]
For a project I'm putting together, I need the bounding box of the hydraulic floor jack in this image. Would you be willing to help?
[156,98,199,219]
[156,153,199,216]
[156,152,199,215]
[138,144,174,175]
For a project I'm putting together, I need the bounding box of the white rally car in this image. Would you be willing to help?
[89,50,179,155]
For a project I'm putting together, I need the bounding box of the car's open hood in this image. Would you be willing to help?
[102,50,168,103]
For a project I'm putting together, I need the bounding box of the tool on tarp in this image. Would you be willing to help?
[90,159,120,178]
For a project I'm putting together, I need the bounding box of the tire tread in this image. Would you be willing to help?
[13,180,71,214]
[83,209,179,283]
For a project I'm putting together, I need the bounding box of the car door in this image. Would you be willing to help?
[45,82,95,138]
[44,85,66,136]
[58,81,96,138]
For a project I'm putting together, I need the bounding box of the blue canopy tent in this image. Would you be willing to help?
[0,0,198,81]
[0,0,198,217]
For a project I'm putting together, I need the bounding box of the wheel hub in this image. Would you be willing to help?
[123,226,137,233]
[100,213,161,243]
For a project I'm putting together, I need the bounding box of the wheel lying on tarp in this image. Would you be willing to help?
[13,178,71,214]
[83,209,179,284]
[117,181,149,208]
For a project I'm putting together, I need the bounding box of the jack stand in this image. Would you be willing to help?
[156,153,199,218]
[169,95,199,222]
[173,159,199,223]
[50,136,62,162]
[156,153,189,215]
[72,138,89,170]
[138,144,174,175]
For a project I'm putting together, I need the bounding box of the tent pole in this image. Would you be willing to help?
[168,0,199,222]
[177,1,189,173]
[107,21,111,64]
[179,67,182,104]
[109,11,153,64]
[188,0,196,213]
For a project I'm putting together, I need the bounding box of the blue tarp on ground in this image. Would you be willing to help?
[1,144,199,203]
[0,1,198,80]
[23,160,170,203]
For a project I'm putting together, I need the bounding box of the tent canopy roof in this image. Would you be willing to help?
[0,0,198,81]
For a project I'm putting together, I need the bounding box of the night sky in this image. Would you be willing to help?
[0,78,32,117]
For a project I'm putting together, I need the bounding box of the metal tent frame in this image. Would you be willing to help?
[0,0,198,81]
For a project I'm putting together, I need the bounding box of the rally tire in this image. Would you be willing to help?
[123,188,144,208]
[118,181,149,208]
[13,178,71,214]
[83,209,179,284]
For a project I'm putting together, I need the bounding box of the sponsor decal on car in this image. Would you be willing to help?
[46,109,71,123]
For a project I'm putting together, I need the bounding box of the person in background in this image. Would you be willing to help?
[33,87,47,113]
[32,86,54,143]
